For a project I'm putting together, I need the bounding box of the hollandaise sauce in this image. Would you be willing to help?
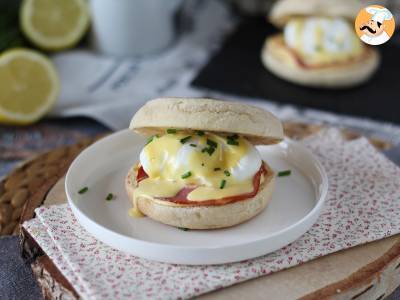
[131,131,266,215]
[283,17,363,65]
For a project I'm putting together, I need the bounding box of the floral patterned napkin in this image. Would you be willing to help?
[23,129,400,299]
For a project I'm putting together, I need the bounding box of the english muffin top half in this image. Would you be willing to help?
[130,98,284,145]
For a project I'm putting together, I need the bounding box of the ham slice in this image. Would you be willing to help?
[136,164,267,206]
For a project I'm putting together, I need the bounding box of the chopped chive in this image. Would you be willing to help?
[181,171,192,179]
[190,143,197,147]
[214,167,221,171]
[227,134,239,140]
[227,139,239,146]
[278,170,292,177]
[202,147,215,156]
[178,227,189,231]
[78,187,88,194]
[224,170,231,177]
[196,130,205,136]
[201,163,205,166]
[227,134,239,146]
[146,134,158,145]
[166,128,177,134]
[207,139,217,148]
[106,193,114,201]
[220,179,226,189]
[180,136,192,144]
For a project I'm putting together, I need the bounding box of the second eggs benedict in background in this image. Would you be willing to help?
[261,0,380,88]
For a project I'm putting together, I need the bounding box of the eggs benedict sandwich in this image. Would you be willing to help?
[261,0,380,88]
[125,98,284,229]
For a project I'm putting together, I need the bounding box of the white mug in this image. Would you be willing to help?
[89,0,183,57]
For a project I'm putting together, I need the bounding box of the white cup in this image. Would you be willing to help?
[89,0,183,57]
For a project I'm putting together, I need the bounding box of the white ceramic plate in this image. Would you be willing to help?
[66,129,328,265]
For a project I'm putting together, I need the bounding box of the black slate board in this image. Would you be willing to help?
[192,17,400,124]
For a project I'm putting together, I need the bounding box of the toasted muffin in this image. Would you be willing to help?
[126,98,283,229]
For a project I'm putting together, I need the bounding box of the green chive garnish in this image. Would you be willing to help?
[206,147,215,156]
[201,163,205,166]
[214,168,221,171]
[78,187,88,194]
[227,139,239,146]
[227,134,239,146]
[278,170,291,177]
[196,130,205,136]
[181,171,192,179]
[220,179,226,189]
[178,227,189,231]
[190,143,197,147]
[207,139,217,148]
[106,193,113,201]
[180,136,192,144]
[146,134,158,145]
[227,134,239,140]
[167,128,177,134]
[224,170,231,177]
[201,147,215,156]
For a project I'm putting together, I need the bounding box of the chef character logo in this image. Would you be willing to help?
[355,5,395,45]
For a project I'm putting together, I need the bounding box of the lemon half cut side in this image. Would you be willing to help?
[20,0,90,51]
[0,49,60,125]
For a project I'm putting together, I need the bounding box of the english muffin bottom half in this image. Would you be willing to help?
[261,35,380,88]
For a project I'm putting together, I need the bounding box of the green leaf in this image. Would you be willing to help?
[0,0,27,52]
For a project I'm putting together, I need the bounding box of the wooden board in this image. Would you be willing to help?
[8,123,398,299]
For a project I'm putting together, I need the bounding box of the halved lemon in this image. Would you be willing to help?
[20,0,90,51]
[0,49,60,125]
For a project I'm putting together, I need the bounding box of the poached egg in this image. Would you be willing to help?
[135,131,263,202]
[283,17,363,65]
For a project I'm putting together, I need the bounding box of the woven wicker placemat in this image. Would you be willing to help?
[0,137,96,236]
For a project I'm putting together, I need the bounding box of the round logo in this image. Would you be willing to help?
[355,5,395,45]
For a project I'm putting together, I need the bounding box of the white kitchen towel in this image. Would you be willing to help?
[23,129,400,299]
